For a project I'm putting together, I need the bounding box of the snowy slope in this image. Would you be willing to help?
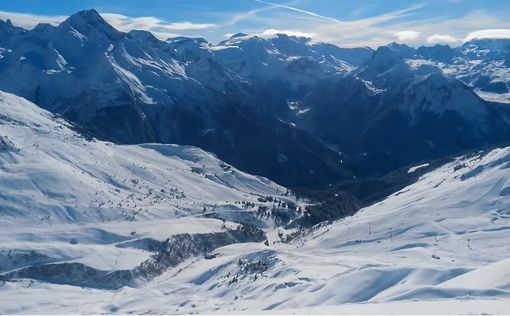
[0,90,303,292]
[0,91,297,224]
[1,93,509,313]
[0,10,370,120]
[406,39,510,104]
[0,11,370,117]
[124,147,509,313]
[0,10,238,111]
[215,33,372,91]
[0,10,509,312]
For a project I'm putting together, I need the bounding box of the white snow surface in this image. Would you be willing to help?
[1,91,509,313]
[406,54,510,104]
[0,90,302,307]
[0,91,291,225]
[407,163,430,173]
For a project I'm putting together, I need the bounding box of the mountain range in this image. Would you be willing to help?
[1,9,509,189]
[2,8,510,313]
[1,75,510,314]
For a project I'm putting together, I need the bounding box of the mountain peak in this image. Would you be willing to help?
[127,30,160,43]
[230,32,248,38]
[462,38,510,50]
[32,22,55,32]
[387,42,416,57]
[59,8,122,40]
[373,45,404,60]
[0,19,13,27]
[433,43,451,48]
[416,43,456,62]
[355,45,413,83]
[388,41,409,48]
[0,18,25,38]
[70,9,104,23]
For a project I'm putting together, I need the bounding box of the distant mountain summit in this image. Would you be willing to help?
[229,32,248,38]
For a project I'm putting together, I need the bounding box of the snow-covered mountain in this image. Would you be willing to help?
[0,90,299,224]
[215,33,372,91]
[0,90,306,289]
[1,9,509,188]
[1,8,510,313]
[0,9,355,188]
[2,89,510,312]
[291,39,510,176]
[402,39,510,104]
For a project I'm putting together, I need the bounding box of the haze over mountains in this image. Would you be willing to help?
[0,9,509,188]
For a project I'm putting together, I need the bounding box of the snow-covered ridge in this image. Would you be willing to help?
[0,91,298,225]
[0,90,305,293]
[0,9,373,111]
[400,39,510,103]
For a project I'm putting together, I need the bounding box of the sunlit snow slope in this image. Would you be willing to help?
[117,146,509,314]
[0,90,295,225]
[0,90,300,294]
[1,90,509,314]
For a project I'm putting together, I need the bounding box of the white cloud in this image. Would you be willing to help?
[253,0,343,24]
[0,10,65,28]
[394,30,421,41]
[102,13,214,31]
[234,3,425,47]
[261,29,316,38]
[1,5,509,47]
[166,21,215,31]
[427,34,461,44]
[223,2,510,48]
[101,13,215,39]
[0,10,215,40]
[464,28,510,41]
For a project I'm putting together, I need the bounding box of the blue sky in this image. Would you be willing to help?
[0,0,509,47]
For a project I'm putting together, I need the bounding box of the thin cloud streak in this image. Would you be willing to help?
[265,7,510,47]
[222,3,279,26]
[252,0,344,24]
[0,4,508,48]
[218,2,424,47]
